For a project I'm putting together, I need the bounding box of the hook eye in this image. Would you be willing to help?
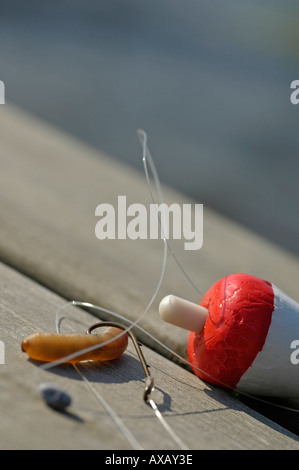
[87,321,154,402]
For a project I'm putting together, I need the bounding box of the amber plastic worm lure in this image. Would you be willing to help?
[21,324,128,364]
[21,321,154,401]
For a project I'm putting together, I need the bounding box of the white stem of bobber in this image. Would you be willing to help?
[159,295,208,333]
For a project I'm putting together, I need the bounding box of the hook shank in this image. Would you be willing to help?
[87,321,154,402]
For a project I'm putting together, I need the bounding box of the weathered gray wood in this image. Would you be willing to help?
[0,103,298,362]
[0,104,299,446]
[0,261,298,450]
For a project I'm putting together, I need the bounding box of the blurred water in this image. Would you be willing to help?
[0,0,299,255]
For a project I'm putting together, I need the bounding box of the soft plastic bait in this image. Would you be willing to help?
[21,326,128,364]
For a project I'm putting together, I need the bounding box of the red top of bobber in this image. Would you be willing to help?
[187,273,274,389]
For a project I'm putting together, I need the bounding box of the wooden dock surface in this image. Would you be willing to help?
[0,104,298,449]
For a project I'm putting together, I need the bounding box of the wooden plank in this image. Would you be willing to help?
[0,104,299,442]
[0,261,298,450]
[0,103,298,362]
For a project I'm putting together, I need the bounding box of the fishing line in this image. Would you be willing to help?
[38,129,196,370]
[58,310,144,450]
[32,302,144,449]
[135,130,298,412]
[72,364,143,450]
[52,300,190,449]
[147,398,189,450]
[32,130,191,449]
[31,129,298,452]
[43,129,299,411]
[56,300,299,414]
[34,129,170,371]
[137,129,205,300]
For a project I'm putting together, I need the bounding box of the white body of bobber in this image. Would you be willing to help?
[236,285,299,397]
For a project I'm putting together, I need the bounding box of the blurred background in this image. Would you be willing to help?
[1,0,299,255]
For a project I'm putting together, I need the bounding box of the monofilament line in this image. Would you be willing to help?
[137,129,205,300]
[72,364,143,450]
[147,399,189,450]
[55,304,143,450]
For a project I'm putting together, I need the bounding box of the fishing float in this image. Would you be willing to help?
[159,273,299,398]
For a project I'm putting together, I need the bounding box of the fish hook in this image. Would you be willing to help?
[86,321,155,402]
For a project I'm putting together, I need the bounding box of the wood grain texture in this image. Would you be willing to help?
[0,261,298,450]
[0,104,299,447]
[0,103,298,362]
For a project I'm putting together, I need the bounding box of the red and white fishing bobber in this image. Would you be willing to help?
[159,273,299,398]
